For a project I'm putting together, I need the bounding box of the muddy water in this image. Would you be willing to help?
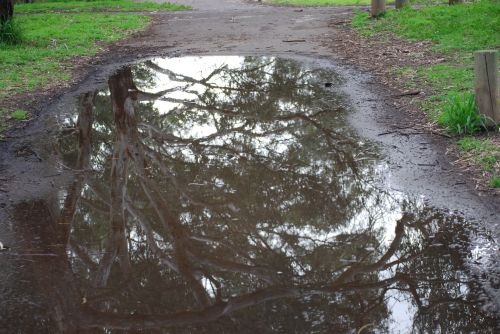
[3,56,499,332]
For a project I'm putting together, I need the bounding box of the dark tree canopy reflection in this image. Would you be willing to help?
[6,57,498,333]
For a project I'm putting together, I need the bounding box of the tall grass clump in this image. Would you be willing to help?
[437,93,487,135]
[0,18,23,45]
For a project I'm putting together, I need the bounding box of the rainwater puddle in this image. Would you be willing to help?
[4,56,499,332]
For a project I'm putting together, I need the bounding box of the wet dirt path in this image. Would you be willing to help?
[0,0,499,332]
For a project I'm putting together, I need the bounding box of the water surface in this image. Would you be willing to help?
[2,56,498,333]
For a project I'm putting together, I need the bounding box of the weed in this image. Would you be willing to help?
[437,93,487,135]
[491,176,500,188]
[0,18,23,45]
[10,110,28,120]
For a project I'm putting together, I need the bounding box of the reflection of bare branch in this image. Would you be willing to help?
[70,239,98,271]
[125,200,178,272]
[334,219,405,284]
[188,250,276,284]
[81,275,402,330]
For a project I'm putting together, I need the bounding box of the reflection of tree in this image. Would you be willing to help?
[11,57,498,332]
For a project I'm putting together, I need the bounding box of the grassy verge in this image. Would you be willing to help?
[271,0,372,5]
[352,0,500,187]
[269,0,435,6]
[1,13,149,97]
[16,0,189,13]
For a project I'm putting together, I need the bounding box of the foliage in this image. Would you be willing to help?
[16,0,190,13]
[437,93,487,135]
[10,109,28,120]
[0,18,22,45]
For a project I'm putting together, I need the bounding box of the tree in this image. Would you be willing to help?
[0,0,13,23]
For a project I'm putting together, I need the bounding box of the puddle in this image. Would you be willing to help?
[2,56,499,332]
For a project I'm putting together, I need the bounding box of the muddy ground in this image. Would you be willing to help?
[0,0,499,323]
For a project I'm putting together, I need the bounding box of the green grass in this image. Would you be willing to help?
[491,176,500,188]
[10,110,28,120]
[353,1,499,98]
[352,0,500,187]
[270,0,436,6]
[0,13,149,97]
[352,2,500,53]
[271,0,371,5]
[16,0,190,13]
[0,18,23,45]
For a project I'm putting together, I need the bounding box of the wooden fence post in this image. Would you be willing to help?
[395,0,409,9]
[371,0,386,17]
[474,50,500,126]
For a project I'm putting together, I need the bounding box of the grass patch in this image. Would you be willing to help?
[10,109,28,120]
[0,13,150,97]
[271,0,372,5]
[457,137,500,186]
[491,176,500,188]
[270,0,435,5]
[437,93,487,135]
[16,0,190,13]
[352,2,500,53]
[352,1,499,99]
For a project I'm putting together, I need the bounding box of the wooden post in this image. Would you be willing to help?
[371,0,386,18]
[449,0,464,5]
[395,0,409,9]
[474,50,500,126]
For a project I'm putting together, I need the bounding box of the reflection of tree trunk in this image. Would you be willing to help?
[94,68,135,288]
[59,92,95,246]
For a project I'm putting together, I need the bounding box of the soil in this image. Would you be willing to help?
[0,0,499,303]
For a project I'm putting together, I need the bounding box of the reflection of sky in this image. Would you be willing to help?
[142,56,249,121]
[138,56,423,332]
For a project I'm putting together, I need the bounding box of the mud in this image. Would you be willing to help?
[0,0,499,332]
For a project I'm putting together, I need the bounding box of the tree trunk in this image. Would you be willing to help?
[0,0,13,23]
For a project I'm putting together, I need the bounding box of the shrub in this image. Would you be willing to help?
[437,93,487,135]
[0,18,23,45]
